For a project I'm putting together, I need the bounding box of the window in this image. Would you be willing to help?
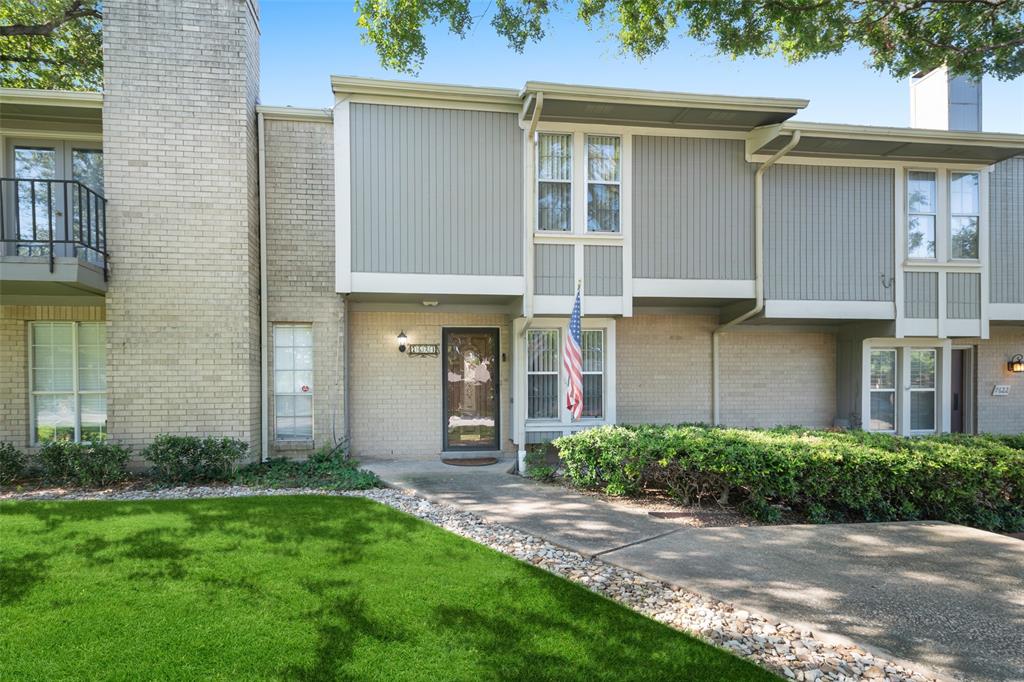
[527,329,560,419]
[868,349,897,431]
[907,171,936,259]
[581,330,604,418]
[950,172,979,260]
[30,322,106,443]
[909,349,936,432]
[537,134,572,231]
[274,324,313,441]
[586,135,621,232]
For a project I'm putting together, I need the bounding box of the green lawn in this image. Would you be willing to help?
[0,496,777,681]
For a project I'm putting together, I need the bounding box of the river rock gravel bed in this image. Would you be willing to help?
[3,484,938,682]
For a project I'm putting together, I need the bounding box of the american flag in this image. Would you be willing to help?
[564,286,583,420]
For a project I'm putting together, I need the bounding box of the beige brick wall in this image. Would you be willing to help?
[0,305,105,449]
[102,0,262,454]
[617,314,715,423]
[976,325,1024,434]
[617,314,836,429]
[264,117,343,458]
[348,311,512,458]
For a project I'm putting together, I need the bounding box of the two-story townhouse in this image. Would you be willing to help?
[1,0,1021,468]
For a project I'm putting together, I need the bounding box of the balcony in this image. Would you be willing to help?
[0,178,108,300]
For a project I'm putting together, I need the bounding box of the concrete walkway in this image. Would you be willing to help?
[363,456,1024,682]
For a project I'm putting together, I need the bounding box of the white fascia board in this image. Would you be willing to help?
[903,318,940,337]
[763,300,895,320]
[520,81,808,114]
[779,120,1024,149]
[632,279,756,299]
[256,105,332,122]
[0,88,102,108]
[350,272,525,296]
[987,303,1024,321]
[533,295,621,316]
[331,75,520,110]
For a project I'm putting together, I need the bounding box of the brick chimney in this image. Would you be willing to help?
[910,66,982,131]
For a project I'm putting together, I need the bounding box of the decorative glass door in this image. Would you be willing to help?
[443,328,499,451]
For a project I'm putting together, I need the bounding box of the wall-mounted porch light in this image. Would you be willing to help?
[1009,354,1024,373]
[397,331,408,353]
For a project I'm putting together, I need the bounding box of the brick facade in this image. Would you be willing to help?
[617,314,837,429]
[976,325,1024,434]
[0,305,105,449]
[102,0,262,454]
[263,117,343,458]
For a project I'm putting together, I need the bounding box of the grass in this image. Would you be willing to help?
[0,496,777,681]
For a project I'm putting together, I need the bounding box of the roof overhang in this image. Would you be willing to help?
[750,121,1024,165]
[331,75,520,111]
[0,87,103,137]
[521,81,808,131]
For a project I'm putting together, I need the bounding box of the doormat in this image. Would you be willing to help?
[442,457,499,467]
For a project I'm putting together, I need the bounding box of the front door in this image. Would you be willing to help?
[443,328,499,451]
[950,349,965,433]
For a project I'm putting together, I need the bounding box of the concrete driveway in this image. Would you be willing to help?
[363,456,1024,682]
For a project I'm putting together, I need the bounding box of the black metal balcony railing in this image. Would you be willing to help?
[0,178,108,280]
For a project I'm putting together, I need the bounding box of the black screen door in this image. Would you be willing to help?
[443,328,499,451]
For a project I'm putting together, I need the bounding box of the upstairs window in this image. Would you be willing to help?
[907,171,936,259]
[950,172,979,260]
[537,134,572,231]
[586,135,621,232]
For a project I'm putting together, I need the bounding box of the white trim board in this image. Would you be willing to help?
[349,272,525,297]
[764,300,895,320]
[532,295,621,316]
[988,303,1024,321]
[633,279,756,299]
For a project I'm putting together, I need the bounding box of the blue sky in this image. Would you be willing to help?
[261,0,1024,133]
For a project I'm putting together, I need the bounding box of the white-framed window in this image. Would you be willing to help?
[537,133,572,232]
[949,171,979,260]
[273,324,314,441]
[585,135,621,233]
[909,348,937,432]
[907,170,936,259]
[527,329,560,419]
[29,321,106,443]
[868,348,897,432]
[581,329,604,418]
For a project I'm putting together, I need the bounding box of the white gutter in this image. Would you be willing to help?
[257,112,269,461]
[711,130,801,425]
[519,91,544,338]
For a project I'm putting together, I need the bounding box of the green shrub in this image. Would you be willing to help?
[142,435,249,484]
[554,425,1024,532]
[0,442,28,485]
[233,444,381,490]
[36,439,132,487]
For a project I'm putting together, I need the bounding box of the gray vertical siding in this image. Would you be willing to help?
[632,137,754,280]
[947,272,981,319]
[990,157,1024,304]
[905,272,938,318]
[765,165,895,301]
[534,244,574,295]
[584,245,623,296]
[350,103,523,276]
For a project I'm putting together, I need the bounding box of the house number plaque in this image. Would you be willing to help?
[408,344,440,357]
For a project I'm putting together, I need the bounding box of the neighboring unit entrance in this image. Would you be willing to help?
[442,328,499,451]
[950,348,969,433]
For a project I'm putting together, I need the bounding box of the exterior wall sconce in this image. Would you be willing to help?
[1010,354,1024,373]
[397,331,408,353]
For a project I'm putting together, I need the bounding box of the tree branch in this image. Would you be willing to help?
[0,53,58,64]
[0,2,101,38]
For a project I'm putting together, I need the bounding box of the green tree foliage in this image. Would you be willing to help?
[0,0,102,90]
[356,0,1024,79]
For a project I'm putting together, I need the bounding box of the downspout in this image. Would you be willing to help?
[712,130,801,425]
[257,112,269,461]
[516,92,544,473]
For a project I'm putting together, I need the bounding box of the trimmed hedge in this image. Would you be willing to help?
[554,425,1024,532]
[0,442,28,485]
[142,435,249,484]
[36,440,132,487]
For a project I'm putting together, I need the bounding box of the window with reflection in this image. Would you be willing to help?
[907,171,936,259]
[274,324,314,441]
[537,134,572,231]
[950,172,979,260]
[586,135,620,232]
[30,322,106,443]
[869,349,897,432]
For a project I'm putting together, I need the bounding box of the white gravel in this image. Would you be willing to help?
[4,484,939,682]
